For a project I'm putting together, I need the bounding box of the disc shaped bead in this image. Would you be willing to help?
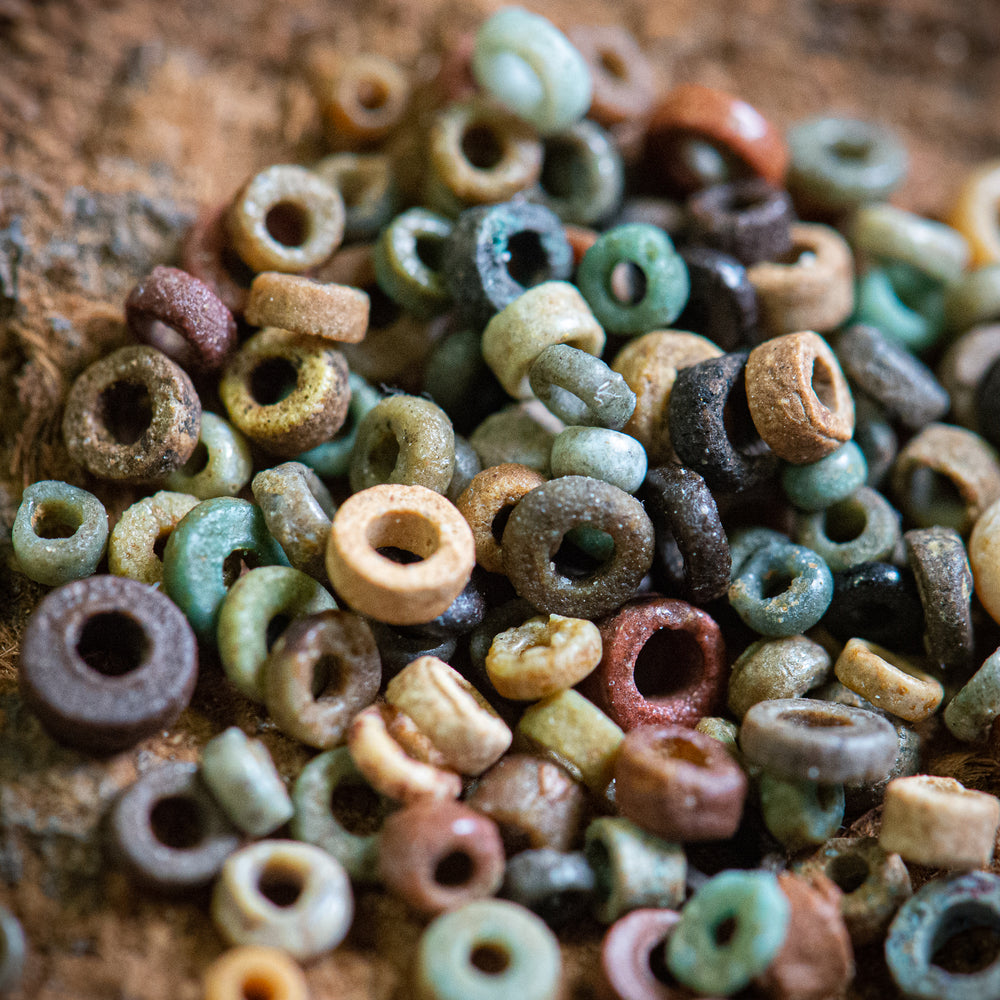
[245,271,370,343]
[528,343,635,429]
[108,490,199,586]
[782,442,868,512]
[373,208,453,319]
[759,774,845,851]
[796,486,901,571]
[550,427,647,493]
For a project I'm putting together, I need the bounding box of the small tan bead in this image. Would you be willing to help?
[879,774,1000,870]
[481,281,605,399]
[612,329,723,465]
[108,490,199,585]
[245,272,370,343]
[486,614,602,700]
[326,484,475,626]
[456,463,547,574]
[971,497,1000,625]
[745,330,854,464]
[203,946,308,1000]
[937,324,1000,430]
[728,634,832,720]
[834,638,944,723]
[385,655,512,775]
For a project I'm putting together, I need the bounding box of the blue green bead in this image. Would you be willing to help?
[550,427,647,493]
[564,525,616,564]
[0,905,25,993]
[853,264,947,353]
[796,486,901,571]
[782,441,868,511]
[666,870,791,996]
[373,207,453,319]
[759,772,845,850]
[729,526,789,579]
[577,223,690,335]
[296,373,382,479]
[528,343,635,429]
[162,496,289,643]
[165,411,253,500]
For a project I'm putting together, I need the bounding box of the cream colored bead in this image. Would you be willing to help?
[385,655,512,775]
[108,490,199,585]
[203,946,308,1000]
[970,497,1000,626]
[245,272,370,344]
[486,614,602,700]
[879,775,1000,870]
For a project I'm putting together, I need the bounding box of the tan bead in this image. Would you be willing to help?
[385,655,512,775]
[949,159,1000,267]
[612,330,722,465]
[108,490,199,585]
[486,613,602,700]
[745,330,854,464]
[971,497,1000,625]
[879,774,1000,870]
[937,324,1000,430]
[728,634,832,721]
[326,484,475,626]
[481,281,605,399]
[455,463,547,574]
[203,946,308,1000]
[245,272,370,343]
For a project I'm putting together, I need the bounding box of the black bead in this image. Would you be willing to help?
[822,561,924,651]
[676,246,759,351]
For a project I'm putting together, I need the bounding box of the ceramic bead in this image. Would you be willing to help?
[759,773,845,851]
[852,264,946,352]
[109,490,199,586]
[528,343,635,429]
[313,151,399,242]
[549,426,647,493]
[165,411,253,500]
[296,372,381,479]
[468,403,558,475]
[676,246,759,351]
[796,486,901,571]
[781,442,868,512]
[945,647,1000,742]
[728,634,832,719]
[245,271,370,343]
[373,208,453,318]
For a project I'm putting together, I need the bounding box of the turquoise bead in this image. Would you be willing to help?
[550,427,648,493]
[165,411,253,500]
[577,223,690,335]
[759,772,845,850]
[162,496,289,643]
[853,265,946,353]
[666,870,791,996]
[729,526,789,579]
[373,207,454,319]
[296,373,382,479]
[796,486,901,571]
[782,441,868,511]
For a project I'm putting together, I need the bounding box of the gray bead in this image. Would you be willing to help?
[501,849,595,927]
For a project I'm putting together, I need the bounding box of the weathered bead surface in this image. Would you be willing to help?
[109,490,199,586]
[728,634,831,719]
[550,426,648,493]
[165,413,252,503]
[528,343,635,429]
[245,271,370,342]
[759,773,844,851]
[373,208,453,318]
[782,441,868,512]
[676,245,759,352]
[796,486,901,571]
[469,403,559,475]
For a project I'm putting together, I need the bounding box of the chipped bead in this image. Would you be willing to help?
[109,490,198,586]
[165,411,253,500]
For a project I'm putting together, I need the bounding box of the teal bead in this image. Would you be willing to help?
[12,480,108,587]
[297,373,381,480]
[666,869,791,996]
[577,223,690,335]
[162,496,289,643]
[373,207,454,319]
[853,265,947,352]
[165,411,253,500]
[729,526,789,579]
[550,427,647,493]
[796,486,901,571]
[759,772,845,850]
[565,525,616,564]
[782,441,868,511]
[416,899,561,1000]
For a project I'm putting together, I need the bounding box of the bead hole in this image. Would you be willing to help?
[177,440,209,477]
[330,780,384,836]
[250,357,299,406]
[609,261,647,306]
[31,502,82,540]
[505,230,548,289]
[143,319,192,363]
[724,191,766,213]
[540,137,583,200]
[722,378,765,454]
[434,850,474,887]
[461,124,504,170]
[222,549,260,588]
[149,794,206,849]
[153,530,171,561]
[714,916,738,946]
[99,380,153,446]
[552,530,612,579]
[810,357,838,410]
[490,503,515,543]
[647,937,673,984]
[599,49,627,80]
[632,627,703,700]
[257,863,304,908]
[367,429,401,480]
[76,612,149,677]
[356,76,389,111]
[265,614,293,651]
[367,510,439,560]
[831,138,872,162]
[311,653,344,699]
[760,571,795,599]
[822,501,866,543]
[781,710,852,728]
[366,284,403,329]
[265,201,309,248]
[470,943,510,975]
[906,468,967,530]
[826,852,869,894]
[930,902,1000,974]
[241,976,277,1000]
[415,234,445,273]
[657,735,710,767]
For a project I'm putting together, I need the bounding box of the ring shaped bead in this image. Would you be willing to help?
[296,373,382,479]
[600,908,688,1000]
[823,561,924,650]
[550,427,647,493]
[20,575,199,754]
[245,272,370,343]
[469,402,558,474]
[945,647,1000,742]
[853,265,946,352]
[727,634,831,720]
[373,208,454,318]
[950,160,1000,267]
[12,480,109,587]
[949,263,1000,336]
[576,223,689,335]
[314,151,399,243]
[796,486,900,571]
[529,343,635,429]
[759,773,845,851]
[782,442,868,511]
[227,164,346,273]
[0,906,25,994]
[472,7,592,135]
[165,411,253,500]
[937,323,1000,430]
[162,496,290,643]
[501,849,595,927]
[202,946,308,1000]
[211,840,353,961]
[109,491,199,585]
[676,246,759,352]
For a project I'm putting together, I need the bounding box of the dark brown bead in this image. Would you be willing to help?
[676,246,759,352]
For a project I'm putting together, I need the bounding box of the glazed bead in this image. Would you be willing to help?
[852,264,946,353]
[528,343,635,429]
[109,491,198,586]
[227,165,345,273]
[12,480,108,587]
[162,496,290,643]
[217,566,335,701]
[290,747,390,883]
[576,224,689,335]
[549,427,647,493]
[950,160,1000,267]
[212,840,353,960]
[795,486,900,572]
[63,345,201,482]
[727,634,831,720]
[782,442,868,512]
[327,484,475,626]
[202,946,307,1000]
[20,575,199,754]
[945,647,1000,743]
[379,799,505,916]
[165,411,253,500]
[481,280,603,399]
[938,323,1000,430]
[739,697,899,784]
[666,870,790,996]
[373,208,453,318]
[201,727,294,837]
[296,372,381,480]
[823,561,923,650]
[219,327,351,458]
[585,817,686,924]
[414,899,561,1000]
[245,272,370,343]
[759,773,845,851]
[252,462,336,582]
[108,762,240,893]
[0,907,26,995]
[676,246,759,352]
[313,151,399,242]
[469,403,558,475]
[501,849,594,927]
[125,265,237,372]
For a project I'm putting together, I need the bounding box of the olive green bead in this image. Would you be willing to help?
[695,717,741,760]
[759,772,845,850]
[728,634,832,720]
[796,486,901,571]
[165,411,253,500]
[373,207,454,318]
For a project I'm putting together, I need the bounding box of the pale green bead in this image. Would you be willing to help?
[165,411,253,500]
[759,772,845,850]
[550,426,647,493]
[944,647,1000,742]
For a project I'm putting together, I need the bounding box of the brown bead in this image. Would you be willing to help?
[378,799,505,916]
[245,272,370,343]
[181,203,253,316]
[465,754,588,854]
[614,724,747,842]
[937,323,1000,430]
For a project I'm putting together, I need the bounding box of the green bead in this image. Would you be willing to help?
[695,717,741,760]
[946,262,1000,333]
[165,411,253,500]
[666,870,791,996]
[217,565,335,701]
[297,373,382,480]
[782,441,868,511]
[162,497,290,644]
[415,899,561,1000]
[944,646,1000,742]
[373,208,454,319]
[528,343,635,429]
[759,772,845,850]
[564,525,616,564]
[550,427,647,493]
[728,526,789,579]
[577,223,690,335]
[853,265,946,353]
[795,486,900,571]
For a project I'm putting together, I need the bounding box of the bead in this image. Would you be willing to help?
[202,946,308,1000]
[379,799,505,916]
[728,526,790,577]
[845,719,922,818]
[747,223,855,337]
[854,395,898,488]
[373,208,453,318]
[746,330,855,465]
[290,747,390,883]
[313,151,399,243]
[947,263,1000,334]
[62,344,201,482]
[585,817,687,923]
[220,327,351,458]
[615,724,747,842]
[327,484,475,626]
[666,870,790,996]
[979,354,1000,449]
[501,476,655,618]
[296,372,381,479]
[823,560,923,650]
[182,203,253,316]
[782,442,868,512]
[212,840,353,960]
[395,570,485,641]
[472,8,591,134]
[480,280,603,399]
[759,773,845,851]
[372,624,458,682]
[880,775,1000,870]
[108,762,240,893]
[469,403,558,475]
[852,264,946,353]
[444,202,574,331]
[20,575,198,754]
[695,717,740,759]
[227,165,345,273]
[676,246,759,352]
[446,436,483,505]
[414,899,561,1000]
[950,159,1000,267]
[938,323,1000,430]
[125,265,237,372]
[201,727,294,837]
[501,849,594,927]
[576,223,689,336]
[423,326,507,435]
[165,411,254,501]
[971,497,1000,627]
[795,486,901,572]
[600,908,683,1000]
[108,491,199,586]
[550,427,647,493]
[728,634,831,720]
[245,271,369,342]
[945,648,1000,743]
[886,871,1000,1000]
[252,462,336,582]
[0,906,25,995]
[12,480,108,587]
[528,343,635,429]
